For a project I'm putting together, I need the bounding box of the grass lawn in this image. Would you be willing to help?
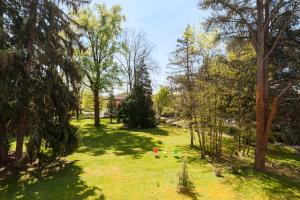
[1,119,300,200]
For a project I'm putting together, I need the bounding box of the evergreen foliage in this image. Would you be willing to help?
[0,0,86,165]
[119,61,156,128]
[178,159,193,193]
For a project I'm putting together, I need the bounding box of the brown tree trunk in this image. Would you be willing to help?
[255,54,268,171]
[0,125,8,164]
[94,89,100,127]
[254,0,268,171]
[14,116,29,167]
[15,131,25,166]
[0,144,8,164]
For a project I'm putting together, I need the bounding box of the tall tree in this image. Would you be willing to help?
[0,0,85,166]
[222,39,257,155]
[116,29,156,93]
[169,25,199,146]
[119,60,156,128]
[74,4,124,127]
[154,86,172,118]
[271,29,300,145]
[199,0,300,170]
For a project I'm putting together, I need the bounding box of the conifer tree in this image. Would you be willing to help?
[0,0,86,165]
[120,60,156,128]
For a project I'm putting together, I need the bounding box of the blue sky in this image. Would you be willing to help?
[92,0,208,91]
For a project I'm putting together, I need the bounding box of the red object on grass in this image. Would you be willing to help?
[153,147,159,155]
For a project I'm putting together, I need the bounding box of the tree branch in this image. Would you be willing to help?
[264,4,297,60]
[220,1,257,48]
[265,83,292,138]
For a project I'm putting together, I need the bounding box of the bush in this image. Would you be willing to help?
[45,124,80,157]
[178,159,193,193]
[230,159,240,174]
[215,167,223,177]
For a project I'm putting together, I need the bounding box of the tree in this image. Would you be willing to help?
[199,0,300,170]
[154,86,172,118]
[119,61,156,128]
[116,29,156,93]
[0,0,85,166]
[222,39,256,155]
[81,89,95,112]
[271,29,300,145]
[74,4,124,127]
[107,93,116,123]
[169,25,199,146]
[81,89,107,113]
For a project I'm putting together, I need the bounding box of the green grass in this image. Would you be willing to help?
[1,119,300,200]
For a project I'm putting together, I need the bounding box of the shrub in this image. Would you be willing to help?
[231,159,240,174]
[215,167,223,177]
[178,159,193,193]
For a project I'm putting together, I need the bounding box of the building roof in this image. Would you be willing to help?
[103,93,128,101]
[114,93,128,100]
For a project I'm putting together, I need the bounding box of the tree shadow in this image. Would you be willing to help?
[178,189,200,200]
[268,145,300,171]
[178,180,200,200]
[222,165,300,200]
[77,123,162,158]
[122,127,169,136]
[0,160,105,200]
[240,167,300,200]
[174,145,300,200]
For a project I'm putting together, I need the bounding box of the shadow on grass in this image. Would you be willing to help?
[77,123,162,158]
[176,144,300,200]
[178,180,200,200]
[0,160,104,200]
[174,145,208,165]
[210,155,299,200]
[268,145,300,173]
[122,127,169,136]
[178,189,199,200]
[224,165,300,200]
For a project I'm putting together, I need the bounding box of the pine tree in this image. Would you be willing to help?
[169,25,199,146]
[120,60,156,128]
[0,0,86,166]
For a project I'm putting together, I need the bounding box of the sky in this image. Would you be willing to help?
[92,0,208,92]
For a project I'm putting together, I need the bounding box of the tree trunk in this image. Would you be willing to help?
[0,121,8,164]
[255,55,268,171]
[0,129,8,164]
[14,116,29,167]
[15,131,25,167]
[93,90,100,127]
[254,0,268,171]
[189,124,194,146]
[0,144,8,164]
